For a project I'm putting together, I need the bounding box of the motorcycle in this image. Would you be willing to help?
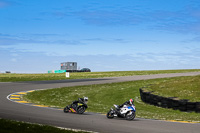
[107,104,136,120]
[63,102,88,114]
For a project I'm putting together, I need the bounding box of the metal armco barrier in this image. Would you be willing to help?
[139,87,200,113]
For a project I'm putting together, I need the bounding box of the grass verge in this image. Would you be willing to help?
[23,75,200,123]
[1,69,200,82]
[0,118,89,133]
[145,75,200,102]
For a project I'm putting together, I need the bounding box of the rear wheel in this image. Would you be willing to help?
[107,110,114,119]
[126,111,135,120]
[63,106,69,113]
[77,106,86,114]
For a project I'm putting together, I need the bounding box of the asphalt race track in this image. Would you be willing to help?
[1,72,200,133]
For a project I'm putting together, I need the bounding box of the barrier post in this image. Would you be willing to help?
[66,72,70,78]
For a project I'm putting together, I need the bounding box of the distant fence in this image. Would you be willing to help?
[48,69,91,73]
[139,87,200,113]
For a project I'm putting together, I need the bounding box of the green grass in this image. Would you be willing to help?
[1,69,200,82]
[23,75,200,123]
[144,75,200,102]
[0,118,89,133]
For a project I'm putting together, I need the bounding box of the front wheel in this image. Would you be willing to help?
[77,106,86,114]
[126,111,135,120]
[63,106,69,113]
[107,110,114,119]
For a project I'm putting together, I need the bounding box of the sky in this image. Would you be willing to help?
[1,0,200,73]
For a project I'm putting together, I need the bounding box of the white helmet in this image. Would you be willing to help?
[84,97,88,103]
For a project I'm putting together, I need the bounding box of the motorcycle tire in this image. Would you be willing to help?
[125,111,135,120]
[107,110,114,119]
[77,106,86,114]
[63,106,69,113]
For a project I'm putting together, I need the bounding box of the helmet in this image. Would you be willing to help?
[84,97,88,103]
[129,99,134,104]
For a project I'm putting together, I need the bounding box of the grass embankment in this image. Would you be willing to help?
[0,118,88,133]
[146,76,200,102]
[23,75,200,122]
[1,69,200,82]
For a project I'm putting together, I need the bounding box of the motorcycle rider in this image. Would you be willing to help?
[69,97,88,110]
[107,98,136,120]
[118,98,134,110]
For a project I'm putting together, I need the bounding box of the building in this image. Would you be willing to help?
[61,62,77,71]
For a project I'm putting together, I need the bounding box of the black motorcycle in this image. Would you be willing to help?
[63,102,88,114]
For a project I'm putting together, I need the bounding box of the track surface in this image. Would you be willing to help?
[1,72,200,133]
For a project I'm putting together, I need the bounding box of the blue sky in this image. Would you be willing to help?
[1,0,200,73]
